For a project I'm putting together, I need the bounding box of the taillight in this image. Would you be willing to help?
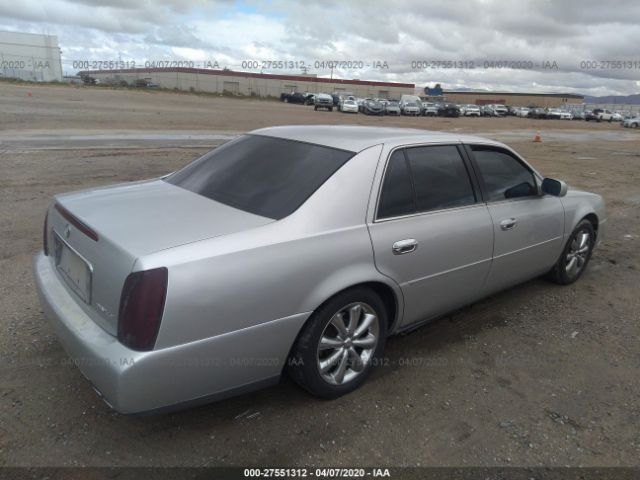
[118,268,168,351]
[43,210,49,256]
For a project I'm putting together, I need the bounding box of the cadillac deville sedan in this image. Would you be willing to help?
[34,126,606,414]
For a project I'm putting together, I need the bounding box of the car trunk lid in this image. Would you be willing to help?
[47,179,273,335]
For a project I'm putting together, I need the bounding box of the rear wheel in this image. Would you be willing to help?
[288,288,387,399]
[547,219,595,285]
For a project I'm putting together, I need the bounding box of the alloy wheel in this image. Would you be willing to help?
[316,302,379,386]
[565,229,591,278]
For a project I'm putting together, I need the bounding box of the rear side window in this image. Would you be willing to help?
[377,145,476,219]
[166,135,354,220]
[405,146,476,212]
[471,146,537,201]
[377,150,414,219]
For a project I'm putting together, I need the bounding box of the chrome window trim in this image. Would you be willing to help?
[375,202,488,224]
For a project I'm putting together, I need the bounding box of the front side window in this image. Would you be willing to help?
[166,135,354,220]
[471,146,537,202]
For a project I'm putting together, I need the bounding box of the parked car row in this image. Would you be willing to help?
[282,91,638,126]
[584,108,623,123]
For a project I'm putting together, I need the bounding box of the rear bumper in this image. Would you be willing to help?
[33,253,309,414]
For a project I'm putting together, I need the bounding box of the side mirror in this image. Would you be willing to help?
[541,178,568,197]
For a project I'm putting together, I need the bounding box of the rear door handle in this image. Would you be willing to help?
[500,218,518,230]
[392,239,418,255]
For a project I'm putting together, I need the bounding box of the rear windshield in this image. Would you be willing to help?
[165,135,354,220]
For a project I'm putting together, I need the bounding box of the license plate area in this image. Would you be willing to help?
[53,232,93,303]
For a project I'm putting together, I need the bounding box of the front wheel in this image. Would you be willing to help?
[288,288,387,399]
[547,219,595,285]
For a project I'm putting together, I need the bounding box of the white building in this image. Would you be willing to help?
[81,67,415,99]
[0,31,62,82]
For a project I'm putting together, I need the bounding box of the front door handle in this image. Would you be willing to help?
[500,218,518,231]
[392,239,418,255]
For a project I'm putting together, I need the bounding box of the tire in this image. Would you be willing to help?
[632,123,638,128]
[329,107,333,112]
[608,118,612,123]
[547,219,595,285]
[287,287,388,399]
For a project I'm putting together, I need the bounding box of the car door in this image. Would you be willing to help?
[466,144,565,294]
[368,144,494,328]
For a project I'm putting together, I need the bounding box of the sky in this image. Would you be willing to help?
[1,0,639,96]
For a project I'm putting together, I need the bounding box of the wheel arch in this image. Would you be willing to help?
[283,277,403,374]
[561,193,603,245]
[583,212,599,234]
[298,273,404,337]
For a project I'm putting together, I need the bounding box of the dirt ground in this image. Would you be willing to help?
[0,83,639,468]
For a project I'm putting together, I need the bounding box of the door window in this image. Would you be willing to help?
[405,146,476,212]
[471,146,537,202]
[377,146,476,219]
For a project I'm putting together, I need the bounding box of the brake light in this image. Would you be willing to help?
[118,268,168,351]
[43,210,49,256]
[54,202,99,241]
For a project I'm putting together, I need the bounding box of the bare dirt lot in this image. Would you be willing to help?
[0,83,639,468]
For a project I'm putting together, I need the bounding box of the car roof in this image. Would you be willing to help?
[251,125,502,152]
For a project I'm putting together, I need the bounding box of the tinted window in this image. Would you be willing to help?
[377,150,414,219]
[166,135,354,219]
[471,147,537,201]
[405,146,476,212]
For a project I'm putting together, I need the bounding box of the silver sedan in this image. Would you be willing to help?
[34,126,606,413]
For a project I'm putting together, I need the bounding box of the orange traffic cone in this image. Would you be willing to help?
[533,130,541,142]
